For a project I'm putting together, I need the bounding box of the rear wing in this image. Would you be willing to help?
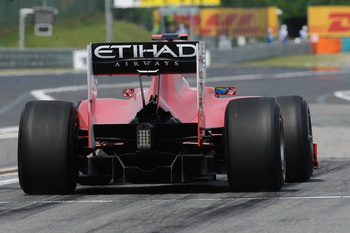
[86,40,206,148]
[90,41,200,75]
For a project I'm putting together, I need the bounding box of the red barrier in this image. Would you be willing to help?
[312,38,341,54]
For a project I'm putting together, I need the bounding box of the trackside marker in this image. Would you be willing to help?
[0,178,18,186]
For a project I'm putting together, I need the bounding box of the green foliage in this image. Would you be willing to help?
[242,53,350,68]
[221,0,350,19]
[117,8,156,32]
[0,0,104,33]
[0,16,152,48]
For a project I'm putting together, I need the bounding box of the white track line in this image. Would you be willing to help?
[1,195,350,203]
[2,70,350,140]
[334,90,350,102]
[0,178,18,186]
[29,70,350,101]
[30,81,147,101]
[0,93,30,116]
[0,126,18,139]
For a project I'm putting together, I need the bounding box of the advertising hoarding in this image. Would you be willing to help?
[115,0,220,8]
[308,6,350,37]
[199,7,278,38]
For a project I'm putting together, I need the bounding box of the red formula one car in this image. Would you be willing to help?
[18,34,318,194]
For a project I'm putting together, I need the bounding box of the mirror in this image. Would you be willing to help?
[122,88,135,97]
[214,87,236,98]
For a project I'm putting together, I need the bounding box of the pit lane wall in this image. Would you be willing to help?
[308,6,350,54]
[0,41,311,70]
[0,48,74,69]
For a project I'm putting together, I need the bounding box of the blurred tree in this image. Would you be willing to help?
[115,8,155,31]
[221,0,350,19]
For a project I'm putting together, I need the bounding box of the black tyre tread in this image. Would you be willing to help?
[18,101,78,194]
[225,97,284,191]
[277,95,313,182]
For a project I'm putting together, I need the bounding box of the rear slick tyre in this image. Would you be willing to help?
[225,97,285,192]
[18,101,78,194]
[276,96,314,182]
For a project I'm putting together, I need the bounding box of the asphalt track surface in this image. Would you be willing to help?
[0,66,350,232]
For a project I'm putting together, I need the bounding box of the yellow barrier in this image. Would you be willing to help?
[140,0,220,7]
[152,7,278,38]
[200,7,278,37]
[308,6,350,37]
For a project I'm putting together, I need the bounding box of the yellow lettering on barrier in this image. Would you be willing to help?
[200,7,277,38]
[140,0,220,7]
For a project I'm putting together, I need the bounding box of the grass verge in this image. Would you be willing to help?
[242,53,350,69]
[0,15,152,48]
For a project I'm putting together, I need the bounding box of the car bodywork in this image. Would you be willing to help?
[76,35,238,183]
[18,34,318,194]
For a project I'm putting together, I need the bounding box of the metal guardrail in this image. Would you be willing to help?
[0,42,311,70]
[0,48,74,69]
[210,42,311,65]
